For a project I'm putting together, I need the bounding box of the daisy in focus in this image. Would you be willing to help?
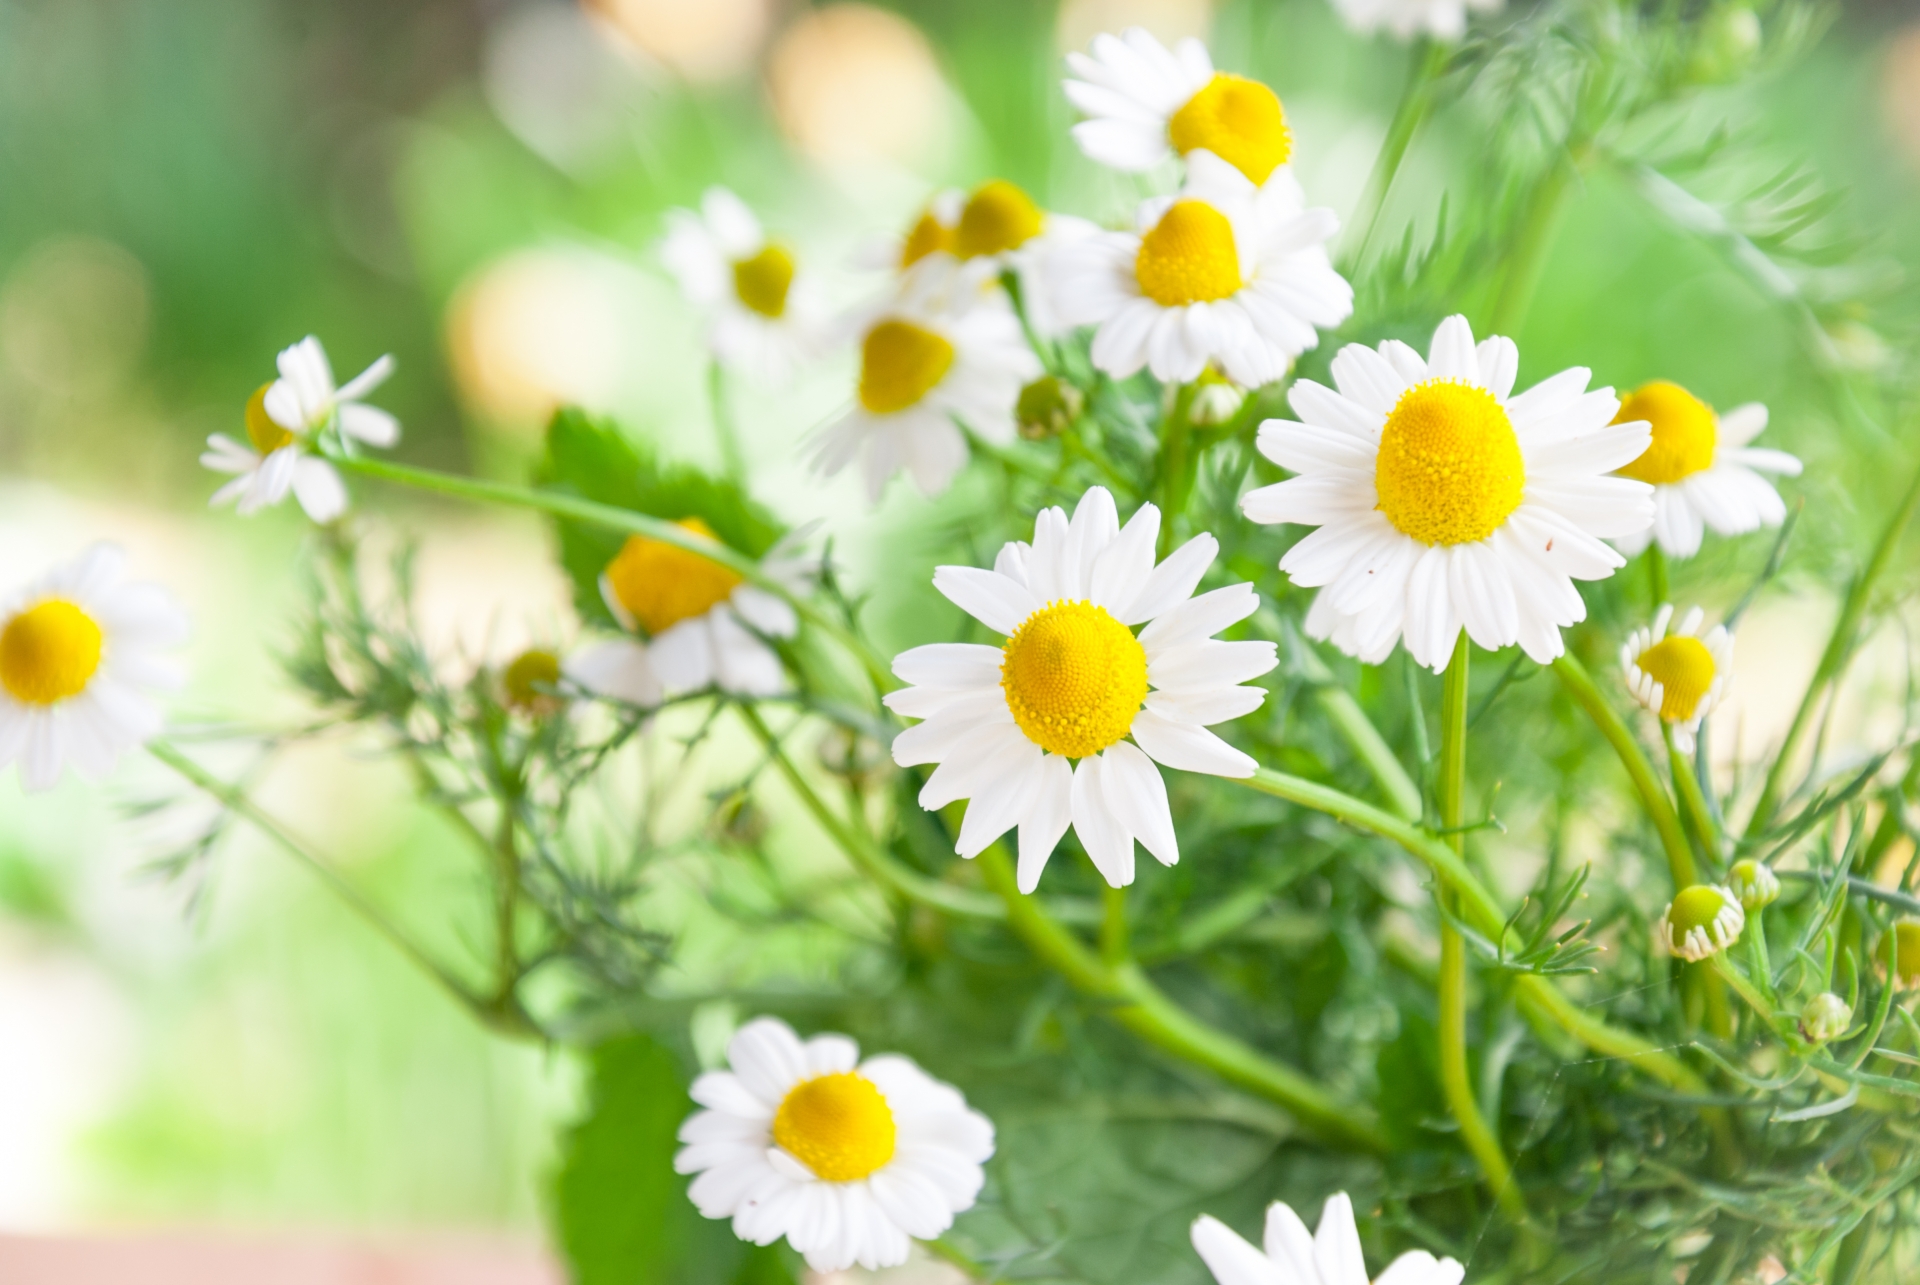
[1330,0,1503,42]
[1051,150,1351,387]
[813,274,1040,500]
[202,336,397,523]
[565,521,811,704]
[1192,1191,1464,1285]
[1620,604,1731,754]
[661,186,825,388]
[887,486,1277,893]
[1607,381,1801,559]
[1243,315,1655,671]
[0,545,189,792]
[674,1017,994,1273]
[1657,884,1744,962]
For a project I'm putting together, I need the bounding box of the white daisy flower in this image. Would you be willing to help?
[1656,884,1744,962]
[1063,28,1294,188]
[675,1017,994,1274]
[0,544,189,792]
[1330,0,1503,42]
[813,273,1041,501]
[1192,1192,1464,1285]
[1608,382,1802,559]
[1051,150,1351,388]
[1619,604,1732,755]
[565,521,811,704]
[661,186,826,388]
[201,336,397,523]
[886,486,1277,893]
[1242,315,1656,672]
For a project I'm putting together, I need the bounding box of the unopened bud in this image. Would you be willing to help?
[1800,992,1851,1044]
[1189,371,1246,426]
[1728,859,1780,912]
[502,648,565,717]
[1016,375,1082,440]
[1657,884,1744,961]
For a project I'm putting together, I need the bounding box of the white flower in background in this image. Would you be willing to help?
[201,336,398,522]
[565,521,811,703]
[1620,604,1731,754]
[0,545,189,792]
[675,1017,994,1273]
[1064,28,1294,188]
[1727,858,1781,912]
[661,186,826,388]
[1330,0,1503,42]
[813,273,1040,500]
[1052,151,1351,387]
[1243,315,1655,672]
[887,486,1277,893]
[1608,382,1801,559]
[1192,1191,1464,1285]
[1657,884,1744,962]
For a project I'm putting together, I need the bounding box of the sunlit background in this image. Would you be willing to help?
[2,0,1919,1275]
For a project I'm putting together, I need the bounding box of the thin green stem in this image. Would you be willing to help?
[708,359,747,485]
[1646,545,1669,612]
[1709,953,1784,1039]
[1486,149,1580,337]
[1157,384,1199,558]
[1102,885,1130,965]
[1666,726,1721,872]
[1342,38,1448,271]
[1553,653,1695,889]
[1747,910,1777,1006]
[1289,627,1423,822]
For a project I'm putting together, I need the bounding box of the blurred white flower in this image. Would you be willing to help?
[1192,1191,1464,1285]
[1329,0,1502,42]
[660,186,826,387]
[1620,604,1732,755]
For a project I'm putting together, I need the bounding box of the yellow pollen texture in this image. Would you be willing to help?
[954,180,1044,259]
[245,383,295,454]
[0,600,104,706]
[1668,885,1730,939]
[899,209,955,269]
[772,1072,897,1183]
[603,518,744,637]
[1636,635,1716,722]
[858,319,955,415]
[1135,200,1243,307]
[1000,600,1148,759]
[731,243,796,319]
[1614,381,1717,484]
[1374,380,1526,546]
[1167,73,1291,185]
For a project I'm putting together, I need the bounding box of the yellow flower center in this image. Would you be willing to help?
[1135,200,1243,307]
[1615,381,1717,485]
[899,209,955,269]
[731,243,796,319]
[858,319,955,415]
[603,518,744,637]
[245,383,295,454]
[1636,635,1716,722]
[771,1071,897,1183]
[1667,885,1733,946]
[1000,600,1148,759]
[502,648,562,712]
[1374,380,1526,546]
[0,600,104,706]
[1167,73,1292,185]
[954,180,1044,260]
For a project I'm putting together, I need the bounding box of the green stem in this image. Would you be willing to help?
[1708,953,1784,1039]
[1342,38,1448,271]
[1747,910,1776,1006]
[1486,148,1580,337]
[1665,725,1720,872]
[707,360,747,486]
[1289,627,1424,822]
[1157,384,1198,558]
[1553,654,1695,889]
[1646,545,1669,612]
[1102,885,1130,965]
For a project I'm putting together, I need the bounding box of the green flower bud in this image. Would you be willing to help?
[1686,5,1761,85]
[1799,992,1851,1044]
[1728,859,1780,912]
[1016,375,1083,440]
[502,647,564,717]
[1189,370,1246,426]
[1657,884,1744,961]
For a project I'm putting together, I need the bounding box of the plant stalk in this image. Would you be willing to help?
[1342,38,1448,272]
[1553,653,1696,889]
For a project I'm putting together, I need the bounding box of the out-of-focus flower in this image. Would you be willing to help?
[1052,151,1350,387]
[1657,884,1744,962]
[1621,605,1732,755]
[675,1017,994,1273]
[584,0,772,82]
[501,648,567,718]
[0,545,188,792]
[1016,375,1084,440]
[767,4,951,168]
[202,337,397,523]
[1728,859,1780,913]
[1245,315,1654,671]
[1192,1192,1464,1285]
[887,486,1276,892]
[1056,0,1215,55]
[660,186,825,388]
[1800,992,1851,1044]
[1609,382,1800,560]
[1189,367,1246,425]
[1329,0,1502,43]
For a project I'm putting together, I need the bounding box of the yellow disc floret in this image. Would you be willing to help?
[603,518,744,637]
[245,383,295,454]
[954,180,1044,260]
[1635,635,1716,721]
[731,243,796,319]
[1000,600,1149,759]
[858,319,955,415]
[1615,381,1717,485]
[899,209,955,269]
[1374,380,1526,546]
[771,1071,897,1183]
[1135,200,1243,307]
[0,600,104,706]
[1168,73,1292,185]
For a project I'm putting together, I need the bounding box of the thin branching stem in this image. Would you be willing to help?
[1554,653,1696,888]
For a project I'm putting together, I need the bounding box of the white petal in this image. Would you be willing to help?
[1148,639,1278,691]
[1144,686,1266,725]
[933,566,1040,635]
[1100,741,1177,867]
[1129,709,1256,777]
[651,617,716,692]
[1123,533,1218,625]
[1192,1215,1284,1285]
[891,642,1005,689]
[1089,503,1161,616]
[291,458,348,523]
[1070,755,1135,888]
[1424,315,1479,383]
[1312,1194,1368,1285]
[564,639,662,706]
[1139,583,1260,653]
[337,402,399,447]
[1262,1200,1322,1285]
[727,1018,810,1105]
[1016,755,1074,892]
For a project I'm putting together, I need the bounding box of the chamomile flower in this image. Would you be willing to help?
[1330,0,1503,42]
[1051,151,1350,387]
[888,180,1100,338]
[813,273,1040,500]
[1657,884,1744,962]
[886,486,1277,893]
[1608,382,1802,559]
[564,521,810,703]
[1620,605,1731,754]
[1243,315,1656,672]
[675,1017,994,1273]
[661,186,825,387]
[1064,29,1293,188]
[1192,1192,1464,1285]
[202,336,397,522]
[0,545,189,792]
[1728,858,1780,912]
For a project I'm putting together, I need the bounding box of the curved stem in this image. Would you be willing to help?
[1486,147,1581,337]
[1157,384,1199,558]
[1553,653,1696,889]
[1341,38,1448,272]
[1288,626,1424,822]
[708,360,747,486]
[1665,725,1720,871]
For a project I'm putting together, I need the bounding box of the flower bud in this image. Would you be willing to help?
[1189,370,1246,427]
[1799,992,1852,1044]
[1016,375,1082,440]
[1728,859,1780,912]
[1656,884,1744,961]
[502,647,565,717]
